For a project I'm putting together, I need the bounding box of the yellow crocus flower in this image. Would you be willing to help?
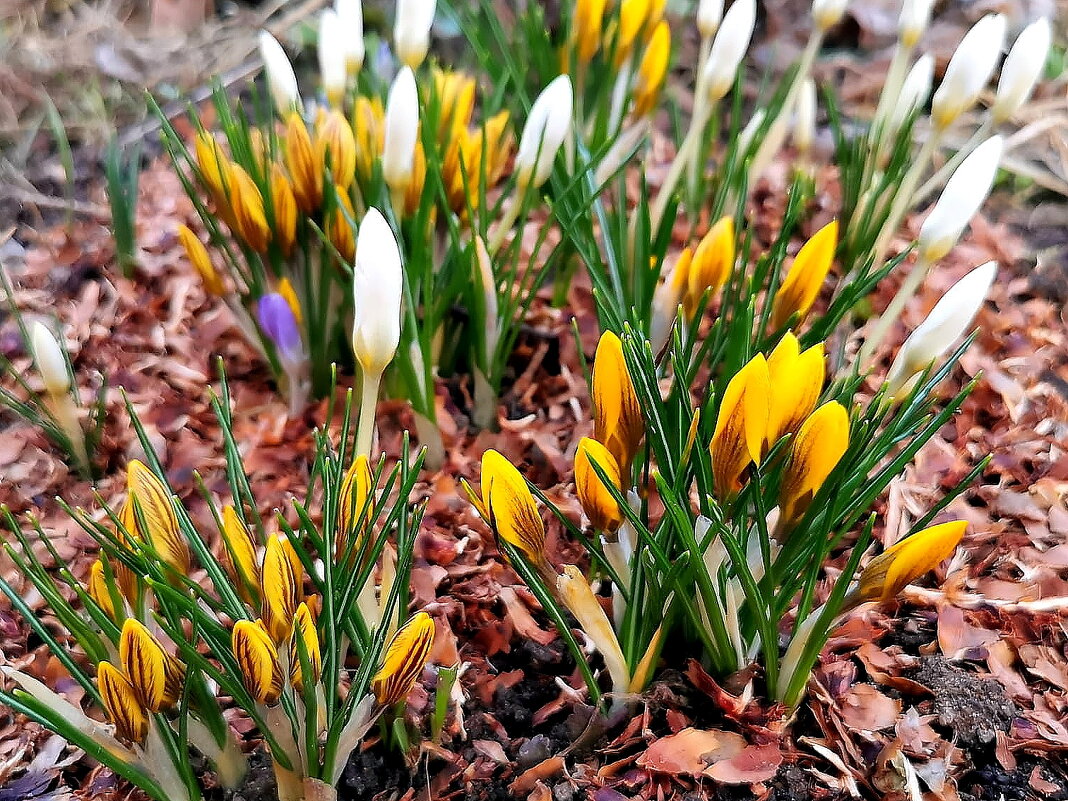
[326,185,356,264]
[260,534,301,645]
[467,449,547,566]
[433,69,477,141]
[852,521,967,604]
[632,20,670,118]
[119,619,184,713]
[269,163,298,256]
[284,112,323,214]
[277,276,303,327]
[575,437,625,533]
[352,96,386,186]
[777,401,849,527]
[220,504,261,603]
[317,109,358,192]
[86,559,116,620]
[615,0,652,67]
[574,0,607,65]
[290,601,322,691]
[232,619,284,705]
[765,333,825,448]
[229,164,272,253]
[125,460,191,576]
[685,216,734,316]
[709,354,771,499]
[97,661,148,744]
[371,611,435,706]
[770,219,838,330]
[177,225,224,296]
[336,454,374,562]
[194,131,232,209]
[592,331,644,472]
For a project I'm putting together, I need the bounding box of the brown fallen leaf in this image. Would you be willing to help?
[635,727,746,776]
[703,742,783,784]
[838,684,902,732]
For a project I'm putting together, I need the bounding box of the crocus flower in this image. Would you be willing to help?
[258,31,301,116]
[232,620,284,705]
[898,0,934,47]
[371,611,435,706]
[992,18,1051,124]
[709,354,771,499]
[382,66,420,196]
[351,208,403,377]
[515,75,573,190]
[777,401,849,527]
[335,0,365,75]
[770,219,838,330]
[394,0,436,69]
[575,437,625,533]
[697,0,724,38]
[850,521,967,604]
[319,9,347,107]
[31,322,70,396]
[592,331,644,471]
[812,0,849,32]
[701,0,755,104]
[931,14,1006,131]
[256,293,303,366]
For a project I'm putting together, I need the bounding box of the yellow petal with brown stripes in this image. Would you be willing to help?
[98,661,148,744]
[290,602,322,692]
[371,611,435,706]
[592,331,644,471]
[232,620,284,705]
[709,354,771,499]
[481,450,546,564]
[261,534,300,644]
[126,460,190,575]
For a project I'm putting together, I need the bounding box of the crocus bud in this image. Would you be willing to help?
[125,460,191,576]
[351,208,403,376]
[178,225,224,296]
[574,437,625,534]
[615,0,652,66]
[119,619,184,713]
[335,0,365,75]
[992,18,1051,124]
[898,0,934,48]
[230,164,272,252]
[852,521,966,604]
[632,21,670,118]
[86,559,116,620]
[232,620,284,705]
[709,354,770,499]
[97,662,148,744]
[573,0,607,65]
[765,333,825,448]
[382,66,420,195]
[792,79,817,158]
[701,0,755,104]
[317,109,358,191]
[931,14,1006,131]
[221,505,261,602]
[515,75,573,189]
[473,449,546,565]
[336,454,374,561]
[812,0,849,32]
[697,0,724,38]
[592,331,644,471]
[319,10,348,108]
[886,261,996,394]
[257,293,303,367]
[778,401,849,527]
[269,164,297,255]
[258,31,301,116]
[372,611,435,706]
[917,136,1002,263]
[31,322,69,396]
[285,112,323,213]
[394,0,436,69]
[290,602,322,691]
[887,54,934,135]
[686,216,734,314]
[260,534,301,645]
[770,219,838,330]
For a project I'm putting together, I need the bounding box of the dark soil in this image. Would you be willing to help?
[912,656,1017,747]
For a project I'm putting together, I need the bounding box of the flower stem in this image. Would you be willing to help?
[355,370,382,459]
[857,253,932,369]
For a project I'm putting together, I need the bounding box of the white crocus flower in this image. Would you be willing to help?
[898,0,934,48]
[381,66,420,195]
[812,0,849,32]
[697,0,724,38]
[318,10,348,107]
[351,209,403,377]
[931,14,1006,130]
[31,322,70,396]
[886,261,997,393]
[394,0,436,69]
[515,74,574,189]
[335,0,365,75]
[701,0,756,104]
[992,18,1052,124]
[258,30,301,116]
[887,54,934,136]
[918,135,1002,263]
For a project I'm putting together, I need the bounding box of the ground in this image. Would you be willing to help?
[1,1,1068,800]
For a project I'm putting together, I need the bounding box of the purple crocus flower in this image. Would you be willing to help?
[256,293,303,366]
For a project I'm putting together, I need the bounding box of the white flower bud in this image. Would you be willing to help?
[515,74,573,189]
[888,54,934,135]
[918,135,1002,263]
[792,79,817,157]
[931,14,1006,130]
[898,0,934,48]
[31,322,70,396]
[992,18,1051,124]
[701,0,755,104]
[382,66,420,193]
[335,0,365,75]
[812,0,849,32]
[351,208,403,376]
[886,261,996,393]
[319,10,348,107]
[258,31,302,116]
[697,0,724,38]
[737,108,766,155]
[394,0,436,69]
